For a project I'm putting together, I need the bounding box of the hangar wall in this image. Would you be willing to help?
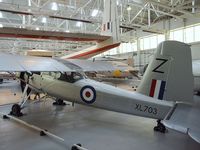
[107,17,200,71]
[112,41,200,71]
[191,42,200,60]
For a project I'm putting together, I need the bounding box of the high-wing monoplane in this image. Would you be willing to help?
[0,41,200,143]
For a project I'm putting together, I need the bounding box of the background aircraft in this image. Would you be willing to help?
[0,0,120,60]
[0,41,199,144]
[61,0,120,59]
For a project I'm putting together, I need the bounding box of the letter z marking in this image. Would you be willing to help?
[152,58,168,74]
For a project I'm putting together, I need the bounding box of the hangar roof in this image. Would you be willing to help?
[0,0,199,54]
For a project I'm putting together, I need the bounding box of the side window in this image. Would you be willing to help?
[72,72,83,81]
[54,72,61,79]
[57,72,83,83]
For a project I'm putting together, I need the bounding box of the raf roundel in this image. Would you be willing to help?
[80,85,96,104]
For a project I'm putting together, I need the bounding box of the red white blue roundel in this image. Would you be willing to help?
[80,85,96,104]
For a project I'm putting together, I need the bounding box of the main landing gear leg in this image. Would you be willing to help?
[10,84,32,117]
[153,119,166,133]
[53,98,66,106]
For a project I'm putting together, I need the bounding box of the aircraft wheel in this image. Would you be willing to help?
[154,120,166,133]
[154,125,166,133]
[196,91,200,96]
[153,126,160,131]
[53,99,66,106]
[10,104,23,117]
[159,125,166,133]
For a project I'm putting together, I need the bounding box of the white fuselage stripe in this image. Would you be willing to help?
[153,80,161,99]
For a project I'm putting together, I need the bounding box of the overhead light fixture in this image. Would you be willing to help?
[127,5,131,11]
[65,30,70,32]
[51,2,58,11]
[116,0,119,5]
[41,17,47,23]
[28,0,31,6]
[36,27,40,30]
[91,9,98,17]
[76,22,82,27]
[0,24,3,28]
[0,0,3,2]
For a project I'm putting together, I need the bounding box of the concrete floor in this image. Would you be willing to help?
[0,80,22,105]
[0,80,200,150]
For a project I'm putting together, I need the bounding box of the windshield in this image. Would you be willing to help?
[58,72,84,83]
[41,72,85,83]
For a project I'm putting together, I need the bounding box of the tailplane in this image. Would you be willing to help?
[137,41,193,102]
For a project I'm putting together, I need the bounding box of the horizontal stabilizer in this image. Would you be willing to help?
[163,103,200,143]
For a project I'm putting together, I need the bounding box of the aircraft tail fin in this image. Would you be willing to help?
[137,41,193,102]
[101,0,120,43]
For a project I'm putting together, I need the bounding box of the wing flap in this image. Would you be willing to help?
[163,103,200,143]
[0,53,73,72]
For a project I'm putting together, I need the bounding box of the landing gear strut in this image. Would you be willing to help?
[53,98,66,106]
[153,120,166,133]
[10,84,32,117]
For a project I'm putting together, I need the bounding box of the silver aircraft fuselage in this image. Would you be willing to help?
[28,74,173,120]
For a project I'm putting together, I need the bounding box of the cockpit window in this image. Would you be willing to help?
[42,72,61,79]
[58,72,83,83]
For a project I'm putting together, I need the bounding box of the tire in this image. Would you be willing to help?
[11,104,21,117]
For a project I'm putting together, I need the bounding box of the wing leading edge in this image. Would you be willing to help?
[0,53,126,72]
[0,53,73,72]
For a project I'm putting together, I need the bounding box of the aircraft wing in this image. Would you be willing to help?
[163,103,200,143]
[0,53,73,72]
[0,53,126,72]
[56,59,126,72]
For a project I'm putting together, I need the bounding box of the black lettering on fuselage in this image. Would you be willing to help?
[135,104,158,115]
[152,58,168,74]
[135,104,140,110]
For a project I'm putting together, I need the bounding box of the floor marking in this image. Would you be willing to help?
[0,112,88,150]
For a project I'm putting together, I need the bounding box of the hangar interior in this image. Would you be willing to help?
[0,0,200,150]
[1,1,200,61]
